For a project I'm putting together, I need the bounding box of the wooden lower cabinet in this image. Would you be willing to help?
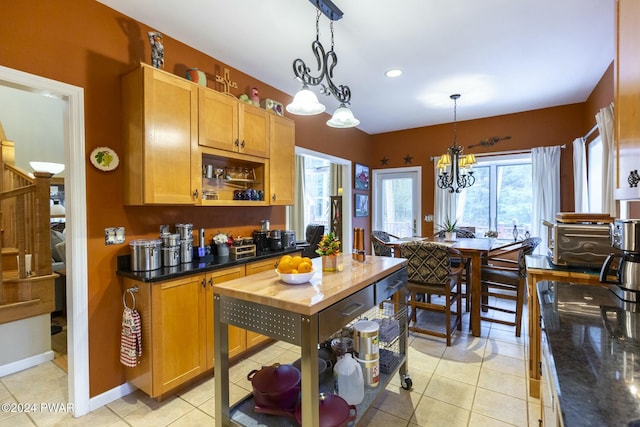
[124,255,300,398]
[124,275,208,398]
[205,266,245,367]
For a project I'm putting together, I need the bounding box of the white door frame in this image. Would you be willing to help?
[372,166,422,237]
[0,66,89,416]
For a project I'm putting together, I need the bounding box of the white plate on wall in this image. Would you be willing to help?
[90,146,119,171]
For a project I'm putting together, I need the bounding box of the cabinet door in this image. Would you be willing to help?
[239,103,270,158]
[615,0,640,198]
[151,275,207,395]
[269,115,295,205]
[122,64,198,205]
[205,266,245,366]
[199,87,239,152]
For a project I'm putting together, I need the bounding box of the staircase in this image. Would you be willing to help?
[0,125,57,324]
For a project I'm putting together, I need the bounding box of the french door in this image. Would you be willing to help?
[372,167,421,237]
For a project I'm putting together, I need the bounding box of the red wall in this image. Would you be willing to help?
[0,0,371,397]
[0,0,614,397]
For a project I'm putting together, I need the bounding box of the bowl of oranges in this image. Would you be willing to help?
[276,254,315,285]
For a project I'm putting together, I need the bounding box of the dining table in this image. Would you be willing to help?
[385,236,514,337]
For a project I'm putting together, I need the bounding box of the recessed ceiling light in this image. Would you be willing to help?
[385,69,403,78]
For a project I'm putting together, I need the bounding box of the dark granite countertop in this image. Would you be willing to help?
[538,281,640,427]
[117,247,301,283]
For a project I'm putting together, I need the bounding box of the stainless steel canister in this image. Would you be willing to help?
[353,320,379,360]
[162,246,180,267]
[130,239,162,271]
[161,233,180,247]
[175,223,194,240]
[180,239,193,263]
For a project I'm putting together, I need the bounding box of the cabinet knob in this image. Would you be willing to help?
[193,189,199,199]
[234,139,239,147]
[272,193,276,201]
[201,278,207,288]
[208,277,213,287]
[240,140,246,149]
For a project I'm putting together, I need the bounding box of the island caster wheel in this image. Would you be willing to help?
[401,375,412,390]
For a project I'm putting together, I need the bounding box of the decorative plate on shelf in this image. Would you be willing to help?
[90,146,119,171]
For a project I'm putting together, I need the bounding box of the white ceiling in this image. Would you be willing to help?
[97,0,615,135]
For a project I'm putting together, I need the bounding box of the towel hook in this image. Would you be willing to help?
[123,286,138,310]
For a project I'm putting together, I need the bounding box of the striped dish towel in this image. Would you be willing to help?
[120,306,142,367]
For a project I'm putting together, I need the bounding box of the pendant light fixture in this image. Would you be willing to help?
[286,1,359,128]
[436,94,477,193]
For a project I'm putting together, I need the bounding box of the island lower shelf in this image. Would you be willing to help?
[213,255,409,427]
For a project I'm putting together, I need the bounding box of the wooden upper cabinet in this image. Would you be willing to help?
[198,88,238,153]
[199,88,270,158]
[122,64,199,205]
[615,0,640,199]
[269,115,295,205]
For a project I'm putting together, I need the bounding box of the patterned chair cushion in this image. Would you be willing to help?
[400,241,451,284]
[372,230,393,257]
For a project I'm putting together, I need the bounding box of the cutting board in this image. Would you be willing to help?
[555,212,615,223]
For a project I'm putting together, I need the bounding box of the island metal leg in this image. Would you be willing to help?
[214,294,230,427]
[300,314,320,427]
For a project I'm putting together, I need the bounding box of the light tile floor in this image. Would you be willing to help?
[0,298,541,426]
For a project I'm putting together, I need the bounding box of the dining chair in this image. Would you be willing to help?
[295,224,325,258]
[433,229,474,312]
[479,237,542,337]
[400,241,465,346]
[371,230,399,257]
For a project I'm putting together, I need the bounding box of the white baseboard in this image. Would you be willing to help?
[0,351,54,377]
[88,382,137,413]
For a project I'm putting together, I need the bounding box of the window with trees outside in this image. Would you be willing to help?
[303,156,331,230]
[456,153,532,239]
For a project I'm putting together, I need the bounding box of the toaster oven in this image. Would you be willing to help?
[543,213,618,269]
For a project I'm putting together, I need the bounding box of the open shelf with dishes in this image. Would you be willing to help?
[199,148,269,206]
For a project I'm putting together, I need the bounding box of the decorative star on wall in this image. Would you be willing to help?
[380,156,389,166]
[404,154,413,164]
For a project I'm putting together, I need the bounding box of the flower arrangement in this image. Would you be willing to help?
[315,231,341,256]
[484,230,499,238]
[212,231,233,247]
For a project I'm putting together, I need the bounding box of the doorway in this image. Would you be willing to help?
[0,65,89,416]
[372,166,422,237]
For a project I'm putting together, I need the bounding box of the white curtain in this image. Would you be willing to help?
[433,157,457,234]
[572,137,589,212]
[289,155,306,238]
[532,146,561,255]
[596,103,616,217]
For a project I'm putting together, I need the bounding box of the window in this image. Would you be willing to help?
[456,154,532,238]
[303,156,331,230]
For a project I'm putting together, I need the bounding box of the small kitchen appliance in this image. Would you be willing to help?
[268,230,282,251]
[281,230,296,249]
[543,213,617,269]
[253,230,269,251]
[600,219,640,302]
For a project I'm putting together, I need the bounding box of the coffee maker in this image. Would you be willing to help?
[600,219,640,302]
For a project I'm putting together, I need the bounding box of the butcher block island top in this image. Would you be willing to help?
[212,254,407,316]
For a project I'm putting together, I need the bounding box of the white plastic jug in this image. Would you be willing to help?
[333,352,364,405]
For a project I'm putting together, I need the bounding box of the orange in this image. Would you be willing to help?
[291,255,303,269]
[298,262,312,273]
[277,258,294,274]
[301,257,312,265]
[280,255,293,264]
[291,269,299,274]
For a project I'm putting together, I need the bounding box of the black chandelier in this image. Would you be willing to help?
[286,0,359,128]
[436,94,477,193]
